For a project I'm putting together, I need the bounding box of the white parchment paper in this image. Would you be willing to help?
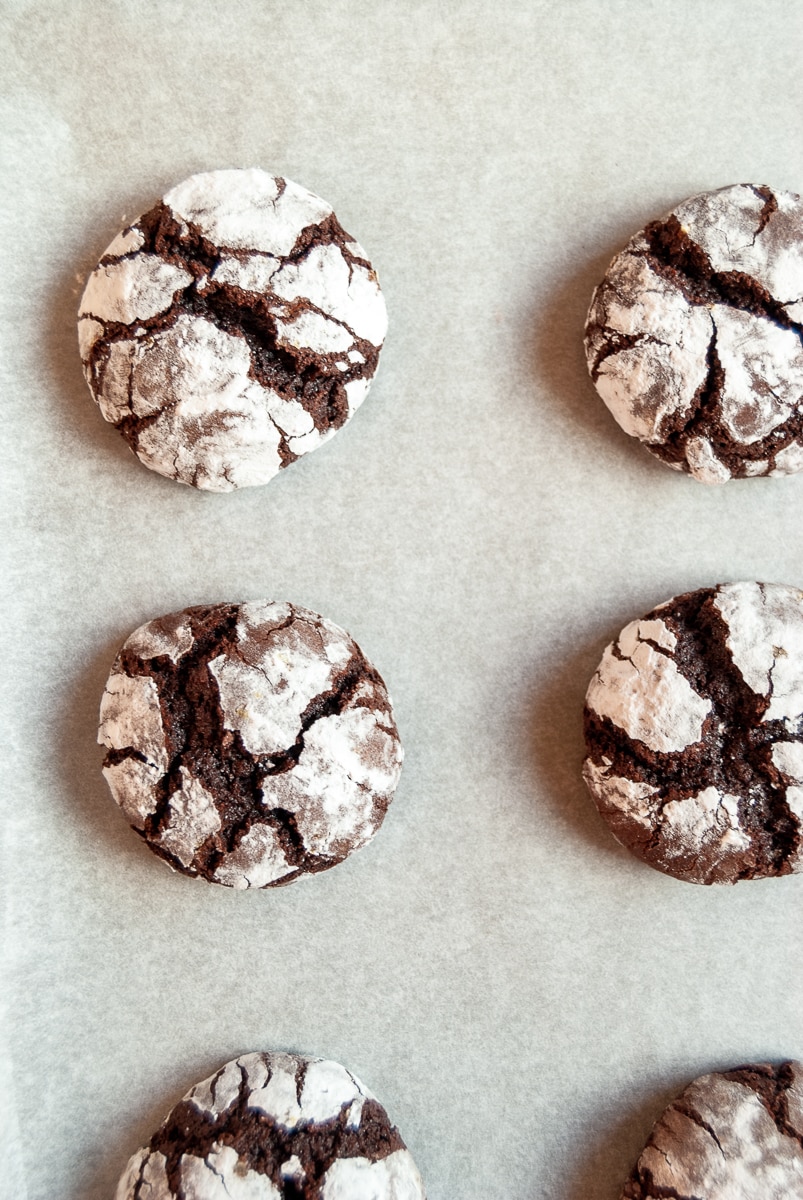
[2,3,803,1198]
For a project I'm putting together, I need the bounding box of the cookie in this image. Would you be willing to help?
[114,1050,427,1199]
[583,582,803,884]
[78,169,387,491]
[585,184,803,482]
[98,602,403,887]
[622,1061,803,1199]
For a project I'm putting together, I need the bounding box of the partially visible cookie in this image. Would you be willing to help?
[114,1050,427,1199]
[622,1062,803,1199]
[583,582,803,883]
[99,602,403,887]
[78,169,387,491]
[585,184,803,482]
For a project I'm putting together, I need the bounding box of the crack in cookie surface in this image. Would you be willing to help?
[585,184,803,481]
[98,602,403,887]
[78,169,387,491]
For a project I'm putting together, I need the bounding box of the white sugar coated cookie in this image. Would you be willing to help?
[584,582,803,884]
[99,602,403,887]
[79,169,388,491]
[115,1051,427,1199]
[622,1062,803,1199]
[586,184,803,482]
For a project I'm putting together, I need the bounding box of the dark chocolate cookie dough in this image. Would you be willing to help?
[99,602,403,887]
[585,184,803,481]
[583,582,803,884]
[78,169,387,491]
[622,1062,803,1199]
[114,1051,427,1199]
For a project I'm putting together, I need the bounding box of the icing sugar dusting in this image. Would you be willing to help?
[635,1069,803,1199]
[586,618,711,753]
[165,168,332,256]
[99,602,402,888]
[661,787,750,861]
[714,582,803,721]
[582,758,659,829]
[116,1051,424,1200]
[130,314,285,491]
[180,1145,280,1199]
[772,740,803,782]
[677,184,803,301]
[585,184,803,481]
[212,823,290,890]
[98,672,167,770]
[80,256,192,324]
[79,169,387,491]
[299,1060,363,1125]
[715,307,803,444]
[320,1151,426,1200]
[114,1149,170,1200]
[158,769,222,867]
[590,254,712,443]
[188,1058,244,1120]
[102,757,162,828]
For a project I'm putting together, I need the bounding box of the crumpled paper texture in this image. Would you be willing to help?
[2,3,803,1199]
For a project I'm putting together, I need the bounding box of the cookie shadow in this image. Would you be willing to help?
[558,1076,682,1200]
[525,240,670,488]
[528,246,622,442]
[72,1057,219,1200]
[527,632,626,868]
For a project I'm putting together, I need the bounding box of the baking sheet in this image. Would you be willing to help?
[2,2,803,1197]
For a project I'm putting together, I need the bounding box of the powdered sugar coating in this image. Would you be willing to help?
[114,1149,169,1199]
[157,769,222,868]
[585,184,803,481]
[79,169,387,491]
[164,171,331,256]
[99,672,167,766]
[585,618,711,754]
[584,583,803,883]
[80,256,193,325]
[320,1152,426,1200]
[680,187,803,301]
[589,253,714,443]
[207,602,352,757]
[659,787,752,866]
[180,1147,279,1200]
[124,611,195,663]
[98,602,403,887]
[211,823,290,890]
[622,1062,803,1199]
[114,1051,426,1200]
[713,581,803,722]
[582,758,659,830]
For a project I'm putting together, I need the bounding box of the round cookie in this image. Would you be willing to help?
[622,1061,803,1199]
[114,1050,427,1199]
[585,184,803,482]
[98,601,403,887]
[78,169,388,491]
[583,582,803,884]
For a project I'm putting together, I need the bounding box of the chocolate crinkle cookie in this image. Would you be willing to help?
[98,602,403,887]
[622,1061,803,1199]
[78,169,387,491]
[585,184,803,482]
[583,582,803,884]
[114,1051,427,1200]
